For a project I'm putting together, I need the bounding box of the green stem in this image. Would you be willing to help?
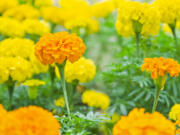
[58,64,71,117]
[135,33,140,59]
[7,80,15,110]
[49,66,55,90]
[152,87,161,113]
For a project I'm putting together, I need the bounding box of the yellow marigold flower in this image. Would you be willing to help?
[3,4,40,20]
[35,32,86,65]
[82,90,110,110]
[0,0,18,14]
[0,17,25,37]
[153,0,180,25]
[91,0,115,18]
[0,57,32,83]
[65,57,96,83]
[141,57,180,79]
[116,1,160,37]
[54,97,65,107]
[113,108,176,135]
[0,38,34,58]
[0,105,60,135]
[23,19,50,36]
[23,79,45,87]
[41,7,68,25]
[169,104,180,121]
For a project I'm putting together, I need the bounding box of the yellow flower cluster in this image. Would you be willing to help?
[113,108,176,135]
[116,1,160,37]
[154,0,180,25]
[169,104,180,121]
[65,57,96,83]
[0,38,48,74]
[3,4,40,20]
[82,90,110,110]
[0,17,25,37]
[23,19,50,36]
[0,57,32,83]
[91,0,116,18]
[0,0,18,14]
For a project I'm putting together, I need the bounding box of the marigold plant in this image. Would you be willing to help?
[113,108,176,135]
[82,90,110,110]
[35,31,86,65]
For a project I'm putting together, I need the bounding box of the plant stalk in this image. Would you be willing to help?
[135,33,140,59]
[58,64,71,117]
[152,87,161,113]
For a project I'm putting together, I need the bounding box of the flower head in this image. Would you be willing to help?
[54,97,65,108]
[113,108,175,135]
[82,90,110,110]
[116,1,160,37]
[23,19,50,36]
[153,0,180,24]
[141,57,180,79]
[169,104,180,121]
[35,32,86,65]
[0,57,32,83]
[65,57,96,83]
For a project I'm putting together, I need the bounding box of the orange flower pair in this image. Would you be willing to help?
[35,31,86,65]
[141,57,180,79]
[0,105,60,135]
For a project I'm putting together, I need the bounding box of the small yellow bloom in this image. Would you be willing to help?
[82,90,110,110]
[54,97,65,108]
[65,57,96,83]
[169,104,180,121]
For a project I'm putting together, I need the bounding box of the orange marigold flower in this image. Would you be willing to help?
[113,108,176,135]
[0,105,60,135]
[35,31,86,65]
[141,57,180,79]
